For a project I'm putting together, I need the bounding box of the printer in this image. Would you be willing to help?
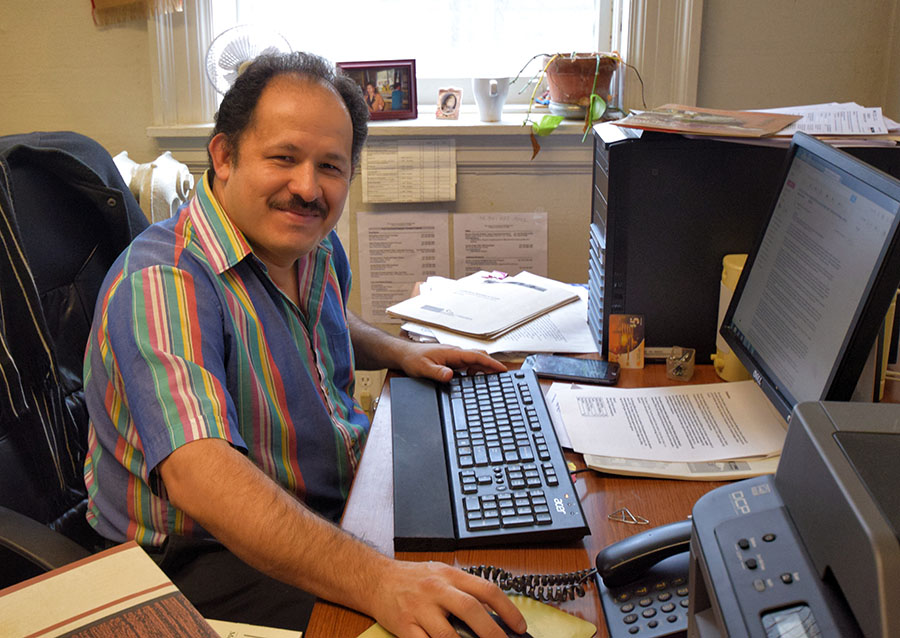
[688,401,900,637]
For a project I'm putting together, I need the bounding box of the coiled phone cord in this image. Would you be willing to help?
[463,564,597,602]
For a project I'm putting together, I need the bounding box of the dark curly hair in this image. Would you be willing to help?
[207,51,369,177]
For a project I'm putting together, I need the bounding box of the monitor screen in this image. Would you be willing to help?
[721,132,900,420]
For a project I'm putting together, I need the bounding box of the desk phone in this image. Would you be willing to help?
[595,520,692,638]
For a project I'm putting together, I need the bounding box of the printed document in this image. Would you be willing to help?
[356,211,451,324]
[543,386,778,480]
[755,102,890,136]
[452,212,549,277]
[361,139,456,203]
[550,380,786,463]
[386,270,578,338]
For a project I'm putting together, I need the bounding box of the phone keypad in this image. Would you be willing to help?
[598,552,690,638]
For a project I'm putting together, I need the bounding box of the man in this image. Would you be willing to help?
[391,80,405,110]
[83,52,527,638]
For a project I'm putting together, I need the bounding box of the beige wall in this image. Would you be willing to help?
[0,0,157,162]
[697,0,900,119]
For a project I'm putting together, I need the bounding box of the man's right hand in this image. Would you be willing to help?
[362,557,527,638]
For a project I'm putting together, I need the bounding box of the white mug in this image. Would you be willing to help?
[472,77,510,122]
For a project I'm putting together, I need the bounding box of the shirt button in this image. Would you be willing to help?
[107,196,117,207]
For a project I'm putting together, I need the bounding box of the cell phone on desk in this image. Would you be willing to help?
[523,354,620,385]
[595,519,692,638]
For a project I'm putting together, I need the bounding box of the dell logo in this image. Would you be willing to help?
[554,498,566,514]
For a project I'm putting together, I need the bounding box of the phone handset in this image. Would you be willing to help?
[595,518,692,587]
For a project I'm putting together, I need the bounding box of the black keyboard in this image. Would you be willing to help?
[391,368,590,551]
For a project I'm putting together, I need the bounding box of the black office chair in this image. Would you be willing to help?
[0,131,148,588]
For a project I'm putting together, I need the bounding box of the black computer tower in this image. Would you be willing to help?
[588,123,900,363]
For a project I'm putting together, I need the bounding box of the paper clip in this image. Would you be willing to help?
[608,507,650,525]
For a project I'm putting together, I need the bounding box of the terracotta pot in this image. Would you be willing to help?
[544,53,618,108]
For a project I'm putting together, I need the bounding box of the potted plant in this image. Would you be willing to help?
[522,52,632,158]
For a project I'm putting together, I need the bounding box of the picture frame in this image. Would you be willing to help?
[336,59,417,121]
[436,88,462,120]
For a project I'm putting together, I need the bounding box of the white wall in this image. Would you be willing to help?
[696,0,900,118]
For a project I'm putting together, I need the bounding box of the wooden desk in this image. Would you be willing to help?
[305,364,732,637]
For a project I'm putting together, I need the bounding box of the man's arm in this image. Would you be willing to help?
[159,438,526,638]
[348,311,506,382]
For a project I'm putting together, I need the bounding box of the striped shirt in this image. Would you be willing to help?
[83,172,369,547]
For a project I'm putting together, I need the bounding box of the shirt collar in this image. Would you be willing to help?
[188,170,255,274]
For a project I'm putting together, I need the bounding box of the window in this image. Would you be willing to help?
[148,0,701,130]
[222,0,607,82]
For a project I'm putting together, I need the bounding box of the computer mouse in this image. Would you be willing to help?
[447,610,533,638]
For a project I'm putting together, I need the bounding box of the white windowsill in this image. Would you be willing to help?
[146,106,598,141]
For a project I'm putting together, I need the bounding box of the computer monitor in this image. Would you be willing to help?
[721,132,900,421]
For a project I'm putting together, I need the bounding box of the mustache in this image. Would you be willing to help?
[271,195,327,216]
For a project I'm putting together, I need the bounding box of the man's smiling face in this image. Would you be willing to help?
[209,74,354,270]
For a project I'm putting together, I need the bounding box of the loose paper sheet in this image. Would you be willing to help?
[551,380,786,463]
[362,139,456,203]
[581,452,780,481]
[356,211,451,324]
[452,212,548,277]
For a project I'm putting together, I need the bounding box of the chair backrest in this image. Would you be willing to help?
[0,132,148,557]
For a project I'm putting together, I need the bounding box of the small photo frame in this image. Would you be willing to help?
[436,88,462,120]
[336,59,417,121]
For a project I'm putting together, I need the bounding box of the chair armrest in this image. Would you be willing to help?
[0,505,91,572]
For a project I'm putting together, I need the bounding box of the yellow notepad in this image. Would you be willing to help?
[356,594,596,638]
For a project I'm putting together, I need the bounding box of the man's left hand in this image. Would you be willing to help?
[396,342,507,383]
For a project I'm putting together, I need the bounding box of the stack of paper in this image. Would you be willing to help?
[398,271,598,356]
[387,271,579,339]
[615,102,900,148]
[757,102,900,146]
[544,380,787,480]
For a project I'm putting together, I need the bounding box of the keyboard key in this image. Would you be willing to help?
[468,518,501,531]
[502,514,535,527]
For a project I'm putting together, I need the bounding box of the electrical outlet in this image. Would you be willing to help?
[354,370,386,419]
